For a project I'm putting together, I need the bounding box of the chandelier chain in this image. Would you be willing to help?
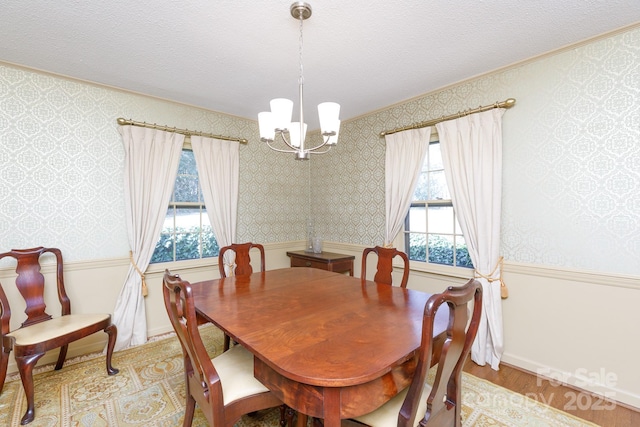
[298,13,304,86]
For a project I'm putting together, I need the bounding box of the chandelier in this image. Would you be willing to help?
[258,2,341,160]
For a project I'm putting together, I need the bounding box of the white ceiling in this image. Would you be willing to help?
[2,1,639,130]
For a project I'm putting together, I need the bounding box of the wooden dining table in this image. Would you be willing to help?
[191,267,449,427]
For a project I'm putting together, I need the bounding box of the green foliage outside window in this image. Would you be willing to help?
[407,234,473,268]
[151,225,219,263]
[404,141,473,269]
[150,150,220,264]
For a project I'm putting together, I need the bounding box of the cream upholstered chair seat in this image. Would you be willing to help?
[162,269,284,427]
[354,384,430,427]
[213,343,271,405]
[7,314,111,346]
[0,247,118,425]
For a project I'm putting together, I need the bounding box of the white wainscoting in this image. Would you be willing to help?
[2,243,638,409]
[325,243,640,409]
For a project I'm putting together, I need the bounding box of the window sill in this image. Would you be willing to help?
[146,257,219,276]
[406,261,473,280]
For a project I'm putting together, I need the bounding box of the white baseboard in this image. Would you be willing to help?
[502,352,640,410]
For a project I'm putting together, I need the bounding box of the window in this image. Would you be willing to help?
[403,141,473,268]
[150,149,219,263]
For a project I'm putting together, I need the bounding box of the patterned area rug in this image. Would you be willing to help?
[0,326,596,426]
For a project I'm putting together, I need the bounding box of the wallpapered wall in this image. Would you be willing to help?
[312,25,640,276]
[1,25,639,276]
[0,65,309,263]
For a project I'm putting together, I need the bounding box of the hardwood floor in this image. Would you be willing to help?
[463,359,640,426]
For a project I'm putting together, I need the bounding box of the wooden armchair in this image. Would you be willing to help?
[0,247,118,425]
[218,242,266,278]
[361,246,410,288]
[162,270,285,427]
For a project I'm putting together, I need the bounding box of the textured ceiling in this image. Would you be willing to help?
[1,1,639,130]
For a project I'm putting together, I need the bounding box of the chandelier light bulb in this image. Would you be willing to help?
[270,98,293,131]
[318,102,340,135]
[289,122,308,148]
[258,112,275,141]
[326,120,340,145]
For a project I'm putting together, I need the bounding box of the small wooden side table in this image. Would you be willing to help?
[286,250,355,276]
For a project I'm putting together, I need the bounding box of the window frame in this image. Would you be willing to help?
[394,136,473,279]
[148,142,220,268]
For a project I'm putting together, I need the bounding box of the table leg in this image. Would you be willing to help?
[295,413,308,427]
[322,388,342,427]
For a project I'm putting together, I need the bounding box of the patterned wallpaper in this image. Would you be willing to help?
[1,25,638,276]
[311,26,639,276]
[0,65,308,263]
[500,29,639,274]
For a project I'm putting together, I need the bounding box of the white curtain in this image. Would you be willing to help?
[436,108,505,370]
[191,136,239,276]
[384,127,431,246]
[113,126,184,351]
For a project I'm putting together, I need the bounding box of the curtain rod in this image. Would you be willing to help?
[116,118,248,144]
[379,98,516,137]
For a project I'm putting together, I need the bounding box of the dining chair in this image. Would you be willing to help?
[361,246,410,288]
[216,242,266,350]
[218,242,266,278]
[162,269,286,427]
[0,247,118,425]
[351,278,482,427]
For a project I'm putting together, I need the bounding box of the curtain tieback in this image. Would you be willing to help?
[474,256,508,299]
[383,243,394,248]
[129,251,148,297]
[225,262,235,276]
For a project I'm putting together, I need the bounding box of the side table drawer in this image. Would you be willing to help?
[290,257,326,269]
[286,250,355,276]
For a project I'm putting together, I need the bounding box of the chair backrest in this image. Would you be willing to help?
[0,247,68,329]
[399,279,482,427]
[361,246,410,288]
[218,242,265,277]
[162,270,225,410]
